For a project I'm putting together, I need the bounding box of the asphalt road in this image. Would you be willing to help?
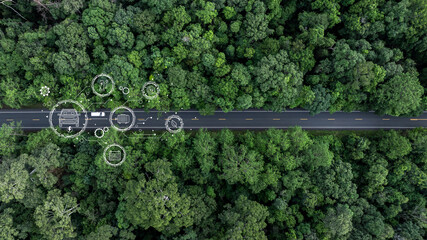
[0,109,426,131]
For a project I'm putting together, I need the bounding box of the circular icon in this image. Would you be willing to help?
[119,86,130,95]
[165,115,184,134]
[40,86,50,96]
[142,81,160,100]
[103,144,126,167]
[109,106,136,132]
[94,128,104,138]
[103,127,109,132]
[91,73,115,97]
[49,100,88,138]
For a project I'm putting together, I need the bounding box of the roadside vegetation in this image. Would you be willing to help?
[0,0,426,115]
[1,124,426,239]
[1,1,426,239]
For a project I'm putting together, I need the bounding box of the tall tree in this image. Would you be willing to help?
[34,189,78,240]
[374,73,424,116]
[119,159,194,234]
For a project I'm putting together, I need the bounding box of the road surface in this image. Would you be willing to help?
[0,109,426,131]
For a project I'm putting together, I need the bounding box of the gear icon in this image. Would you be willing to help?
[40,86,50,97]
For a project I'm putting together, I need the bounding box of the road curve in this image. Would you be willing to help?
[0,109,426,131]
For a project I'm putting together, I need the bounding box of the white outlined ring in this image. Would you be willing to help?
[49,99,88,138]
[121,87,130,95]
[142,81,160,100]
[165,115,184,134]
[91,73,115,97]
[103,144,126,167]
[94,128,104,138]
[109,106,136,132]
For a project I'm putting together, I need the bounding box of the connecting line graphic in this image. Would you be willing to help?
[75,86,88,99]
[120,130,165,140]
[86,99,113,109]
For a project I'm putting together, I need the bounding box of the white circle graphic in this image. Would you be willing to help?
[103,144,126,167]
[91,73,115,97]
[165,115,184,134]
[49,100,88,138]
[94,128,104,138]
[142,81,160,100]
[109,106,136,132]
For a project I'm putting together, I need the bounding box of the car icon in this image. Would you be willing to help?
[117,114,130,124]
[58,109,80,128]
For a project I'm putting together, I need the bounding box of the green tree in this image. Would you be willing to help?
[378,130,412,160]
[219,195,269,240]
[0,156,30,203]
[0,122,22,156]
[34,189,78,240]
[0,208,19,240]
[119,159,193,234]
[28,143,62,189]
[323,204,354,239]
[84,225,118,240]
[219,144,263,185]
[252,50,303,111]
[192,129,217,181]
[306,84,332,115]
[195,1,218,24]
[374,73,424,116]
[304,140,334,169]
[244,1,273,42]
[52,19,90,75]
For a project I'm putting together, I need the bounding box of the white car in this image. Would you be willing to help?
[91,112,105,117]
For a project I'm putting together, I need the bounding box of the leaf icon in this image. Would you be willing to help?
[171,120,178,128]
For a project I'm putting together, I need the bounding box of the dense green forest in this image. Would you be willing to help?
[0,124,426,239]
[0,0,426,115]
[1,1,427,239]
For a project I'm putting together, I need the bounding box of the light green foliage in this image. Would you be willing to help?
[120,159,193,234]
[378,130,412,160]
[244,1,273,42]
[323,204,354,239]
[0,157,29,203]
[219,195,269,240]
[223,6,236,19]
[253,50,304,111]
[82,3,115,38]
[84,225,118,240]
[0,1,426,239]
[34,189,78,240]
[27,143,62,189]
[0,124,424,239]
[193,129,217,177]
[107,23,135,49]
[219,144,263,185]
[0,208,19,240]
[52,19,90,75]
[195,1,218,24]
[375,73,424,116]
[0,76,25,108]
[0,122,22,156]
[304,139,334,168]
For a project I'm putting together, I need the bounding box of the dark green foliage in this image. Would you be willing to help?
[0,0,425,116]
[0,0,426,238]
[1,124,426,239]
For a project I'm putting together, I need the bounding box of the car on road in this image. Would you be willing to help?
[58,109,80,128]
[91,112,105,117]
[117,114,130,124]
